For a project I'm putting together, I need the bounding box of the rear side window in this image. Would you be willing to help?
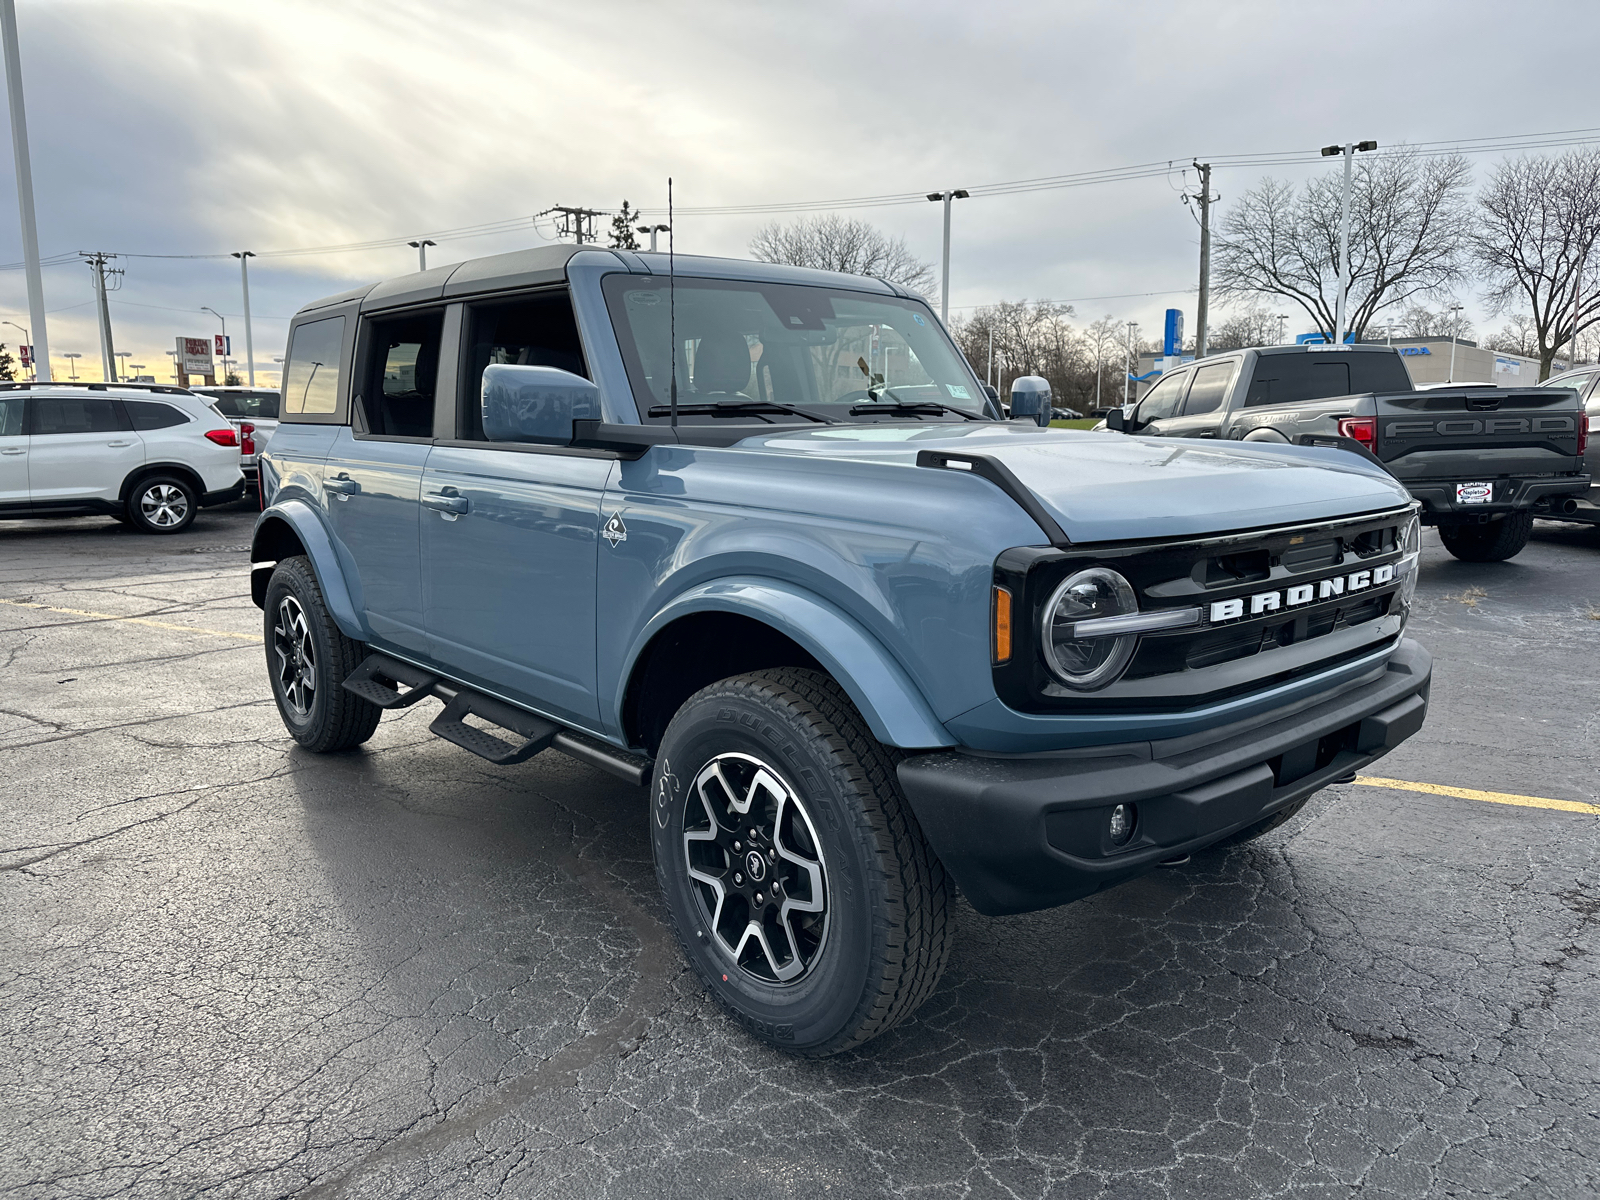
[359,310,444,438]
[1245,353,1411,406]
[32,397,124,434]
[1183,362,1235,415]
[125,401,191,430]
[0,396,22,435]
[282,317,346,416]
[460,293,587,440]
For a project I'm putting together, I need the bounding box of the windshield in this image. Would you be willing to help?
[602,275,988,423]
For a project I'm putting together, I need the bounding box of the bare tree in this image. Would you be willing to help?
[750,215,934,295]
[1483,314,1539,358]
[1214,148,1472,341]
[1206,304,1281,352]
[1390,301,1473,341]
[1473,148,1600,379]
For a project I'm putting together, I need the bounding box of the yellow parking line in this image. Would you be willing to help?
[1356,775,1600,816]
[0,597,262,643]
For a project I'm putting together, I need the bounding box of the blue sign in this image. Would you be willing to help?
[1163,309,1184,357]
[1296,331,1357,345]
[1396,346,1431,356]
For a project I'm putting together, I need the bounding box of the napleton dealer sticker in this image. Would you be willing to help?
[1456,481,1493,504]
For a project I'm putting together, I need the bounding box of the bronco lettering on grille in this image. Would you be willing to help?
[1207,564,1394,624]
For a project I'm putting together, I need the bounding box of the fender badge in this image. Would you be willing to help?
[602,511,628,546]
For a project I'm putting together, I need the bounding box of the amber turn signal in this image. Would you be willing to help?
[992,586,1012,664]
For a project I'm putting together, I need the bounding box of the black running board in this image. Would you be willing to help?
[343,652,654,782]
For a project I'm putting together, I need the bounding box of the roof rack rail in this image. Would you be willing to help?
[0,380,195,395]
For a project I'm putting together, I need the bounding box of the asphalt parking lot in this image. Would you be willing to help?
[3,503,1598,1200]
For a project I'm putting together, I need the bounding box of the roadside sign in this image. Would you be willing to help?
[18,345,30,367]
[178,336,214,378]
[214,334,230,357]
[1163,309,1184,357]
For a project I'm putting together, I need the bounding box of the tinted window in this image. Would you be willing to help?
[283,317,345,416]
[1183,362,1234,415]
[1245,352,1411,406]
[1136,371,1187,422]
[461,293,587,440]
[200,390,281,420]
[33,397,123,434]
[0,396,22,436]
[125,400,191,430]
[361,311,443,438]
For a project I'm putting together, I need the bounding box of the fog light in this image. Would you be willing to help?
[1108,804,1135,846]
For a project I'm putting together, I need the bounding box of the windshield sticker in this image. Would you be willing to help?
[913,313,926,326]
[629,292,661,306]
[945,384,971,400]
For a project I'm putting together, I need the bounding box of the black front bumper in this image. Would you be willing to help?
[898,639,1432,916]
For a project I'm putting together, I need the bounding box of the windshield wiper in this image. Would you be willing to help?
[849,394,983,421]
[647,399,837,424]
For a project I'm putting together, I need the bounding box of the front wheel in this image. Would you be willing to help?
[651,668,954,1056]
[262,556,381,752]
[1437,511,1533,562]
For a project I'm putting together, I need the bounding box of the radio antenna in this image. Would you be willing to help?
[668,177,677,429]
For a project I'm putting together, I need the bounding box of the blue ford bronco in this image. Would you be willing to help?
[252,246,1432,1054]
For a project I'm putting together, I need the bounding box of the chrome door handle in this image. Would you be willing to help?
[0,447,23,455]
[422,490,469,515]
[107,440,133,447]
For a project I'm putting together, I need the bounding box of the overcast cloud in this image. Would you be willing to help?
[1,0,1595,382]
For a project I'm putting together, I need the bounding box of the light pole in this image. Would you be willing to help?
[2,319,28,377]
[1123,321,1139,409]
[163,349,177,382]
[114,351,130,380]
[64,351,80,379]
[1277,313,1289,345]
[636,223,669,252]
[128,363,144,380]
[1,1,50,380]
[926,189,969,325]
[1447,304,1464,382]
[407,239,436,271]
[1320,139,1378,345]
[232,250,256,385]
[201,306,226,380]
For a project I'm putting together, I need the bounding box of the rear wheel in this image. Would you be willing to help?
[125,474,197,534]
[1437,511,1533,562]
[651,668,954,1056]
[263,556,381,752]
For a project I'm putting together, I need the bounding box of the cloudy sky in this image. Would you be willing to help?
[1,0,1595,384]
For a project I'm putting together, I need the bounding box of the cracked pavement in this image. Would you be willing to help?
[2,503,1598,1199]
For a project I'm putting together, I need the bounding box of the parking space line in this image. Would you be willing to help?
[1356,775,1600,816]
[0,598,262,643]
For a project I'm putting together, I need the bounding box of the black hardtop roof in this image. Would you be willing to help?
[293,246,915,321]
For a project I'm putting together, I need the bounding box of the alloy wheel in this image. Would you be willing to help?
[272,595,316,719]
[683,752,829,983]
[139,483,189,528]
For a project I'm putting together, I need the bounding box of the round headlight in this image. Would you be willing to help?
[1041,567,1139,690]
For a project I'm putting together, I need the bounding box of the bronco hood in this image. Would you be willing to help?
[751,424,1411,542]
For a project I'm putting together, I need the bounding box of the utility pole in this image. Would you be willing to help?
[1448,303,1464,382]
[1277,313,1289,345]
[83,252,118,381]
[539,205,605,245]
[926,189,969,325]
[232,251,256,385]
[1189,162,1217,358]
[1123,321,1139,409]
[407,239,435,271]
[1568,233,1593,372]
[1,0,49,380]
[1321,140,1377,345]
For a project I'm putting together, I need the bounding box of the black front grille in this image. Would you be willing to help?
[992,506,1411,713]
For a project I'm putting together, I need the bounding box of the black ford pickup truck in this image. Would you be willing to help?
[1106,344,1590,561]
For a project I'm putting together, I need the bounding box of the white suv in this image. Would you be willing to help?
[0,382,245,534]
[190,385,281,483]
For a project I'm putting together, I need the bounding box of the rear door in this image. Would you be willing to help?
[0,395,26,511]
[26,394,144,507]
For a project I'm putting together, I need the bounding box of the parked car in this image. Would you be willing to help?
[1101,344,1589,561]
[0,382,244,532]
[251,246,1432,1055]
[191,385,281,483]
[1535,366,1600,524]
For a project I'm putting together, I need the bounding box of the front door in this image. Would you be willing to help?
[1129,369,1190,436]
[1160,359,1237,439]
[0,396,27,511]
[420,290,612,728]
[26,395,144,508]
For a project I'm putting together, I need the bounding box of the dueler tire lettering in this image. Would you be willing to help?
[650,667,954,1057]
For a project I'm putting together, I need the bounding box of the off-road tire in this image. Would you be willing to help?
[125,473,198,534]
[263,555,381,752]
[651,668,955,1056]
[1214,797,1310,847]
[1437,511,1533,562]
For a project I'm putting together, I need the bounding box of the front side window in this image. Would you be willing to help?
[360,311,443,438]
[602,276,983,422]
[460,293,587,440]
[282,317,345,416]
[125,400,191,430]
[1183,362,1235,415]
[1136,372,1187,422]
[32,397,123,434]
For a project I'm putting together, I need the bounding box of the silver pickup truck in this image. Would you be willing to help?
[1106,344,1590,562]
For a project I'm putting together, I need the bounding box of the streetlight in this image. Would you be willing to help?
[232,250,256,385]
[1448,304,1464,382]
[1276,313,1289,345]
[1123,321,1140,410]
[201,306,226,380]
[128,363,145,380]
[407,239,436,271]
[1320,140,1378,345]
[926,189,970,325]
[636,223,669,252]
[115,350,130,380]
[63,351,80,379]
[164,349,178,382]
[2,319,29,377]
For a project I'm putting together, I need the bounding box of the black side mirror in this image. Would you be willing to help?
[1105,407,1126,432]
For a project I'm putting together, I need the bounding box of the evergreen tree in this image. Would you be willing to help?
[609,200,639,250]
[0,343,15,382]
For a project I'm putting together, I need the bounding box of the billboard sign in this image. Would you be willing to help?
[178,337,214,378]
